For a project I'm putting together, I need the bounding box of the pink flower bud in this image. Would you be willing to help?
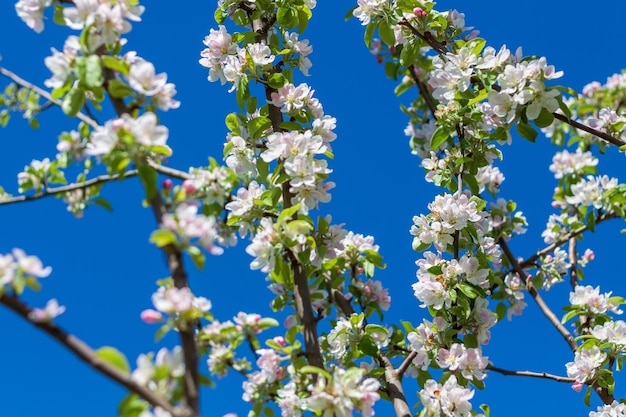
[273,336,287,347]
[182,180,197,195]
[572,381,583,392]
[140,309,163,324]
[162,179,173,190]
[413,7,427,17]
[376,55,384,64]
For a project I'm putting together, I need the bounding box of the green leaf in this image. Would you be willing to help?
[107,79,133,98]
[61,87,85,117]
[225,113,239,133]
[94,197,113,212]
[430,127,449,149]
[400,41,419,66]
[137,164,157,200]
[149,229,177,247]
[299,365,332,382]
[248,116,272,139]
[76,55,103,88]
[267,73,287,89]
[364,22,376,49]
[118,394,147,417]
[358,334,379,357]
[534,107,555,128]
[516,121,537,143]
[587,210,596,233]
[258,317,279,330]
[187,246,206,270]
[378,21,395,46]
[95,346,130,374]
[277,6,297,28]
[0,109,9,127]
[101,55,130,75]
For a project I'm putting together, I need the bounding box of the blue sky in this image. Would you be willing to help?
[1,1,626,416]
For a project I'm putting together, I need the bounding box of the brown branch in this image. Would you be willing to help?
[395,350,417,378]
[499,238,577,351]
[100,56,200,415]
[487,364,575,383]
[568,237,578,290]
[247,8,325,371]
[381,356,411,417]
[553,112,625,147]
[0,66,99,129]
[0,294,190,417]
[397,19,447,55]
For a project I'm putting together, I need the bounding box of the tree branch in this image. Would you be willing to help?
[0,294,190,417]
[553,112,625,147]
[100,57,200,415]
[486,363,575,383]
[519,213,617,268]
[498,238,615,404]
[381,356,412,417]
[0,66,100,129]
[499,238,577,351]
[0,170,138,206]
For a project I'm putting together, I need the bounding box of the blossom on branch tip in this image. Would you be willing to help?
[28,298,66,322]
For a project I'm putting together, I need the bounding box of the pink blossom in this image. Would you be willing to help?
[140,309,163,324]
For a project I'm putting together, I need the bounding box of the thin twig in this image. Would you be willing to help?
[0,294,191,417]
[487,364,575,383]
[0,66,99,129]
[397,19,447,55]
[553,112,625,147]
[395,351,417,378]
[0,170,138,206]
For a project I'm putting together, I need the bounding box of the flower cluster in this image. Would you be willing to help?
[62,0,144,50]
[0,248,52,292]
[161,201,225,255]
[565,345,606,384]
[86,112,170,157]
[418,375,476,417]
[435,343,488,381]
[589,401,626,417]
[141,285,212,326]
[126,56,180,111]
[570,285,623,315]
[307,367,380,417]
[411,192,483,252]
[132,346,184,397]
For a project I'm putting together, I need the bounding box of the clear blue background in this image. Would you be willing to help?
[1,1,626,416]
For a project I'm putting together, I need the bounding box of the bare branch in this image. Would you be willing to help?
[395,351,417,378]
[0,66,99,129]
[381,356,412,417]
[553,112,625,147]
[0,170,138,206]
[0,294,190,417]
[487,363,575,383]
